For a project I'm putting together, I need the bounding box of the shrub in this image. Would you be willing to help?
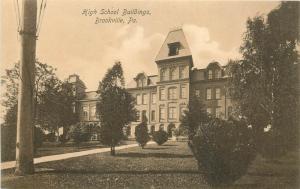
[46,132,56,142]
[69,123,91,146]
[59,134,70,144]
[259,131,288,159]
[34,126,45,152]
[1,123,16,162]
[190,118,256,186]
[153,130,168,145]
[135,121,150,148]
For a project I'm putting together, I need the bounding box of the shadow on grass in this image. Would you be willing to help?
[115,152,193,158]
[160,144,178,147]
[144,147,168,150]
[40,169,201,175]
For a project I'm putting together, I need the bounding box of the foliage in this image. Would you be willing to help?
[135,116,150,148]
[229,2,299,153]
[2,61,77,138]
[1,105,17,161]
[69,123,91,146]
[190,117,256,186]
[33,126,45,153]
[45,133,56,142]
[153,130,168,145]
[97,62,136,155]
[174,124,188,137]
[180,94,209,140]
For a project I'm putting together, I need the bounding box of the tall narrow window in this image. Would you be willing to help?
[216,70,222,79]
[161,68,167,81]
[159,106,165,121]
[168,103,177,120]
[90,105,96,118]
[168,87,177,100]
[160,88,165,100]
[151,110,155,121]
[179,66,186,79]
[136,94,141,105]
[181,85,187,98]
[142,110,147,121]
[208,70,213,80]
[215,88,221,99]
[170,67,176,80]
[151,93,156,104]
[142,94,148,105]
[83,106,88,120]
[206,88,212,100]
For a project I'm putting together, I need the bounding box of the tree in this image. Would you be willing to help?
[97,62,136,155]
[135,115,150,148]
[180,94,209,140]
[152,130,168,145]
[229,2,299,153]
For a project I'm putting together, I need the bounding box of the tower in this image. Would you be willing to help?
[154,28,193,132]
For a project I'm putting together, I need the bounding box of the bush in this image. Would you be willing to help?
[1,123,16,162]
[59,134,70,144]
[153,130,168,145]
[135,122,150,148]
[190,118,256,186]
[259,131,288,159]
[34,126,45,152]
[45,132,56,142]
[69,123,91,146]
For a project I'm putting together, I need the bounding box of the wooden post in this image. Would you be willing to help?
[15,0,37,175]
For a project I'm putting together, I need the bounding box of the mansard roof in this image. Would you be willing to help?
[155,28,192,63]
[79,91,99,101]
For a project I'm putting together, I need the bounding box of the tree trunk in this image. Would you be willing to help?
[110,145,115,156]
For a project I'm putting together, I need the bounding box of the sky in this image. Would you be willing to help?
[1,0,280,91]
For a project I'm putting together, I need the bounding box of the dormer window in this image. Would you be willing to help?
[216,70,222,79]
[168,42,180,56]
[208,70,213,80]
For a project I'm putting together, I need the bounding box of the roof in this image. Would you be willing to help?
[126,73,158,89]
[80,91,99,101]
[155,28,192,63]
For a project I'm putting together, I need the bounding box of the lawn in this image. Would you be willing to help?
[1,141,299,189]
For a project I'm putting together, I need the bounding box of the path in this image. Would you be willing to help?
[1,142,154,170]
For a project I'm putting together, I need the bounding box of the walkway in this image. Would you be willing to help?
[1,142,154,170]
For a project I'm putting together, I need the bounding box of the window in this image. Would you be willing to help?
[160,88,165,100]
[216,70,222,78]
[195,89,200,97]
[206,88,212,100]
[216,88,221,99]
[151,93,156,104]
[159,106,165,121]
[168,87,177,100]
[142,110,147,121]
[179,66,186,79]
[90,105,96,118]
[136,111,140,121]
[181,85,187,98]
[170,67,176,80]
[72,102,76,113]
[168,103,177,120]
[168,42,180,56]
[216,107,222,118]
[161,68,167,81]
[83,106,88,119]
[206,108,212,115]
[142,94,148,105]
[137,79,143,87]
[136,94,141,105]
[208,70,213,80]
[151,110,155,121]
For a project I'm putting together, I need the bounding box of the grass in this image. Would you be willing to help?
[1,141,299,189]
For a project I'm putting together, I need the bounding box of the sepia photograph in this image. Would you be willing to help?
[1,0,299,188]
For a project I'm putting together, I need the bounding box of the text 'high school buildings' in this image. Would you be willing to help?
[68,28,233,138]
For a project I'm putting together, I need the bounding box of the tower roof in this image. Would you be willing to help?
[155,28,192,63]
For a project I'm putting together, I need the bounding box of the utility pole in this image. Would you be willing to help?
[15,0,37,175]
